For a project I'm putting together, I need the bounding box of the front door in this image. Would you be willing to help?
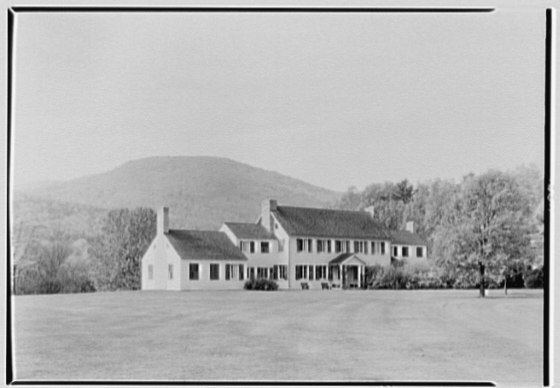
[347,266,358,287]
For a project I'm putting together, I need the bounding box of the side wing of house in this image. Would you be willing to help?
[141,234,182,290]
[220,222,288,289]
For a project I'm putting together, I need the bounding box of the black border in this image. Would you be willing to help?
[6,7,15,387]
[543,8,552,388]
[11,6,495,13]
[5,5,551,387]
[10,381,496,387]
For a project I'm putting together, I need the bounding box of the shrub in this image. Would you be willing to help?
[367,263,453,290]
[244,278,278,291]
[524,266,544,288]
[369,266,410,289]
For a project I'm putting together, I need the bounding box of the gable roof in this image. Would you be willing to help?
[223,222,276,240]
[272,206,391,239]
[166,230,247,261]
[390,230,427,246]
[329,253,367,265]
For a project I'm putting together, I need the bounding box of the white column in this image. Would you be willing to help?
[357,265,361,288]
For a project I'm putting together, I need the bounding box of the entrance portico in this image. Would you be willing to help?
[329,253,367,289]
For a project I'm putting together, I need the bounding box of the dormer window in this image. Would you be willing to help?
[261,241,270,253]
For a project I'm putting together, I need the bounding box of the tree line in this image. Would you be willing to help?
[336,165,544,294]
[12,165,544,295]
[12,208,156,294]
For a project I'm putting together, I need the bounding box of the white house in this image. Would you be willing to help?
[141,208,248,290]
[141,200,428,291]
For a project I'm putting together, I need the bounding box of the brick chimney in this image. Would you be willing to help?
[405,221,414,233]
[364,206,375,218]
[158,207,169,235]
[261,199,277,232]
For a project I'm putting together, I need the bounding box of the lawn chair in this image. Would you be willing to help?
[300,282,309,290]
[321,282,330,290]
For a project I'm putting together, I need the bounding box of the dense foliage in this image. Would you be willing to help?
[90,208,157,291]
[244,278,279,291]
[338,165,544,293]
[13,207,156,294]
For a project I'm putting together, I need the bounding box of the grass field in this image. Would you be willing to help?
[12,289,543,385]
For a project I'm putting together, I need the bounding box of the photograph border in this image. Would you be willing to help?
[5,5,553,386]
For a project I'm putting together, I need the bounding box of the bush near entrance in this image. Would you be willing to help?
[244,278,278,291]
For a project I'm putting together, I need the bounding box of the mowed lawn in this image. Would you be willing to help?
[13,289,543,385]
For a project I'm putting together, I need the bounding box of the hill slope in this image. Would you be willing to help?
[18,156,341,230]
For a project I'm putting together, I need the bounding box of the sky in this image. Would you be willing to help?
[12,9,545,192]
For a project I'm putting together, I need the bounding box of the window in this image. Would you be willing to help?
[210,264,220,280]
[307,239,313,253]
[279,239,284,252]
[317,240,324,253]
[297,239,304,252]
[168,264,174,280]
[393,246,398,257]
[239,264,244,280]
[354,241,366,253]
[296,265,304,280]
[257,267,268,279]
[371,242,376,254]
[248,267,255,280]
[364,242,368,254]
[189,263,199,280]
[148,265,153,280]
[226,264,231,280]
[272,265,279,280]
[250,241,255,254]
[296,265,308,280]
[261,241,270,253]
[240,241,249,252]
[335,240,342,253]
[327,240,332,253]
[345,241,350,252]
[402,247,409,257]
[316,265,326,280]
[280,265,288,280]
[309,265,314,280]
[381,242,386,255]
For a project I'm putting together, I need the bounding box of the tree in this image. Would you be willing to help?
[91,208,156,291]
[392,179,415,204]
[433,171,534,296]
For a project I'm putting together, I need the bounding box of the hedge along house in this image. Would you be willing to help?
[141,200,428,291]
[141,208,247,290]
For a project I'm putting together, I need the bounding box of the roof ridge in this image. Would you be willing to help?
[277,205,370,215]
[168,229,222,234]
[224,221,260,225]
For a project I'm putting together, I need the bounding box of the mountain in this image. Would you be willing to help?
[17,156,341,231]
